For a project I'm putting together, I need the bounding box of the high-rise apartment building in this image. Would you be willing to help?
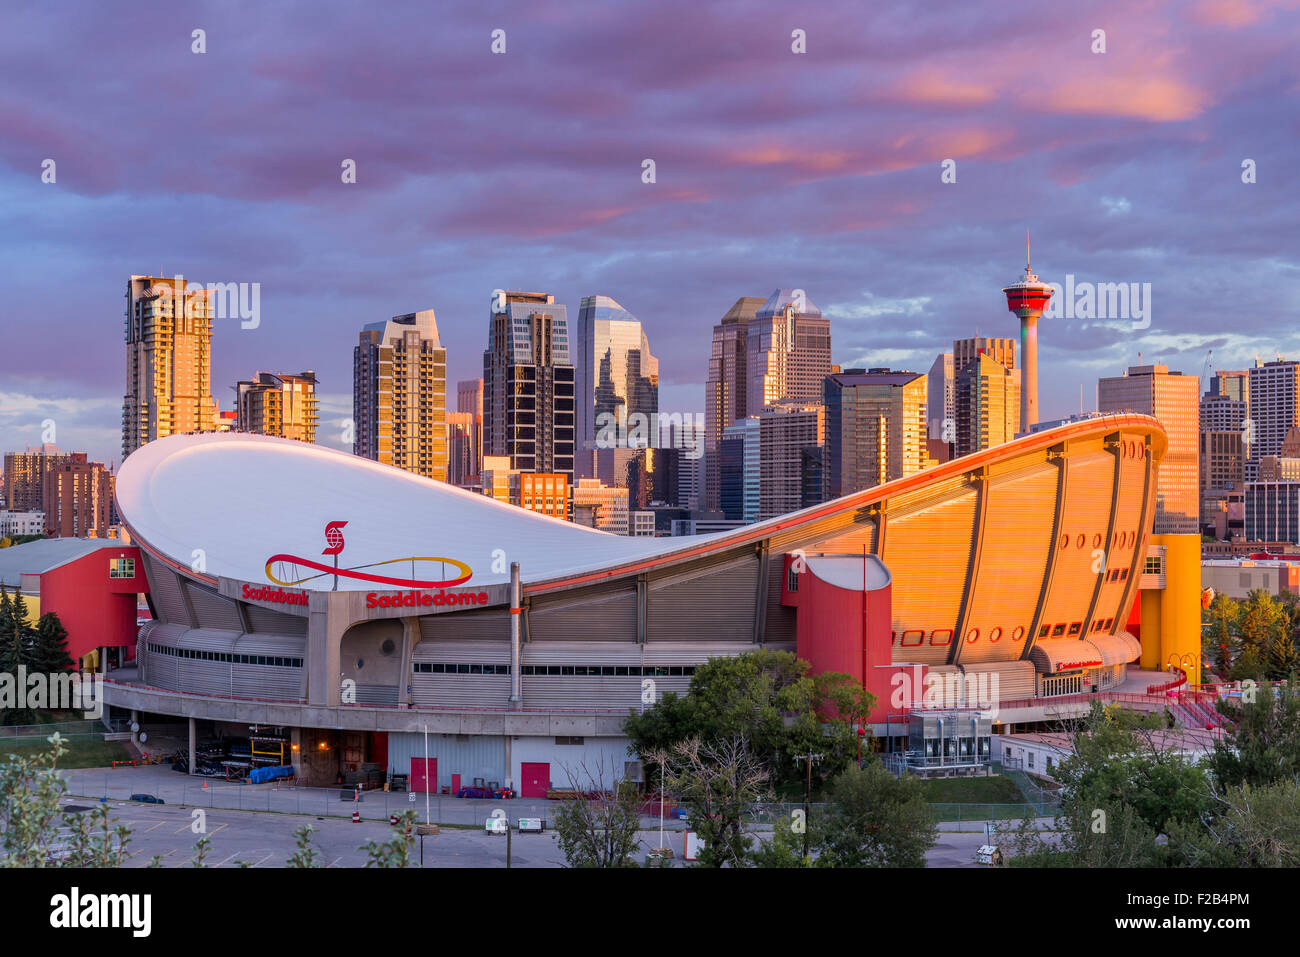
[1098,364,1199,534]
[235,371,318,443]
[824,370,928,497]
[927,353,954,462]
[123,275,216,458]
[453,378,484,482]
[746,289,831,418]
[954,352,1021,457]
[758,403,825,521]
[704,296,764,513]
[3,445,71,513]
[1245,360,1300,482]
[353,311,448,481]
[575,296,659,478]
[447,412,476,486]
[483,292,575,498]
[43,453,115,538]
[953,337,1016,377]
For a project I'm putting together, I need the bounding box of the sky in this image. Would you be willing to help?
[2,0,1298,467]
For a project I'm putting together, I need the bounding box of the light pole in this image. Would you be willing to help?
[793,752,823,861]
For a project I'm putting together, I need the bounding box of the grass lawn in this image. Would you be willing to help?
[0,736,134,769]
[919,774,1026,804]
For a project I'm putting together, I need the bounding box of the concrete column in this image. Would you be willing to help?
[290,728,303,779]
[509,563,522,706]
[504,734,513,790]
[131,709,139,746]
[307,596,344,708]
[399,618,418,708]
[188,717,197,777]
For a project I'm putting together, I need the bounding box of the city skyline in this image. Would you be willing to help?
[3,2,1297,466]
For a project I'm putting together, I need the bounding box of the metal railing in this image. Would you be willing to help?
[102,677,631,716]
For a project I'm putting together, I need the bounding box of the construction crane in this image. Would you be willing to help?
[1200,349,1215,396]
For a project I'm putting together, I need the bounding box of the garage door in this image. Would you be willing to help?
[520,762,549,798]
[411,757,437,794]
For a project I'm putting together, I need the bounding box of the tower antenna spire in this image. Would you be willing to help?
[1026,228,1031,269]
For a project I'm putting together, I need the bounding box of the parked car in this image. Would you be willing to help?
[129,793,165,804]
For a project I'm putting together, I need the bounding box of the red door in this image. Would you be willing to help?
[520,762,549,798]
[411,757,437,793]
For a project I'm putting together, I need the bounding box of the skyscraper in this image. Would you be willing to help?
[720,417,760,524]
[704,296,764,513]
[1098,364,1199,534]
[483,292,575,492]
[746,289,832,417]
[1199,379,1247,529]
[123,275,216,458]
[954,352,1021,457]
[1245,359,1300,482]
[824,369,927,497]
[353,311,448,480]
[758,402,825,521]
[453,378,484,481]
[235,371,319,443]
[575,295,659,478]
[953,336,1016,378]
[927,353,954,461]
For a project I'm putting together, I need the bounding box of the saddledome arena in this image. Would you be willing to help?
[108,415,1166,790]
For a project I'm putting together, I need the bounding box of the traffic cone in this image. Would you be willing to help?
[202,780,207,789]
[352,809,360,823]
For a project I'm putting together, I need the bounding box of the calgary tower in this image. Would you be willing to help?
[1002,236,1054,430]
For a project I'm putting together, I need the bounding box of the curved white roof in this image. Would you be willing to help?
[116,433,703,590]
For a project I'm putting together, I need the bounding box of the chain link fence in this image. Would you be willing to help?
[0,720,104,741]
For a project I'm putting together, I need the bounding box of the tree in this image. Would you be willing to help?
[286,824,323,868]
[814,763,937,867]
[1202,593,1239,680]
[1051,704,1212,838]
[551,762,643,868]
[0,586,39,725]
[1210,780,1300,868]
[624,650,874,788]
[1210,679,1300,790]
[649,735,771,867]
[748,813,821,868]
[361,810,418,867]
[0,733,130,866]
[31,613,74,674]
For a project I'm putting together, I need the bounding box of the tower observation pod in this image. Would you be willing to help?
[1002,241,1054,430]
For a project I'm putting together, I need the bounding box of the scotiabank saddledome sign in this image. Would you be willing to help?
[263,521,473,589]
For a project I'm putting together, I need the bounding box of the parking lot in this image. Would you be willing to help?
[58,764,1024,867]
[60,797,584,868]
